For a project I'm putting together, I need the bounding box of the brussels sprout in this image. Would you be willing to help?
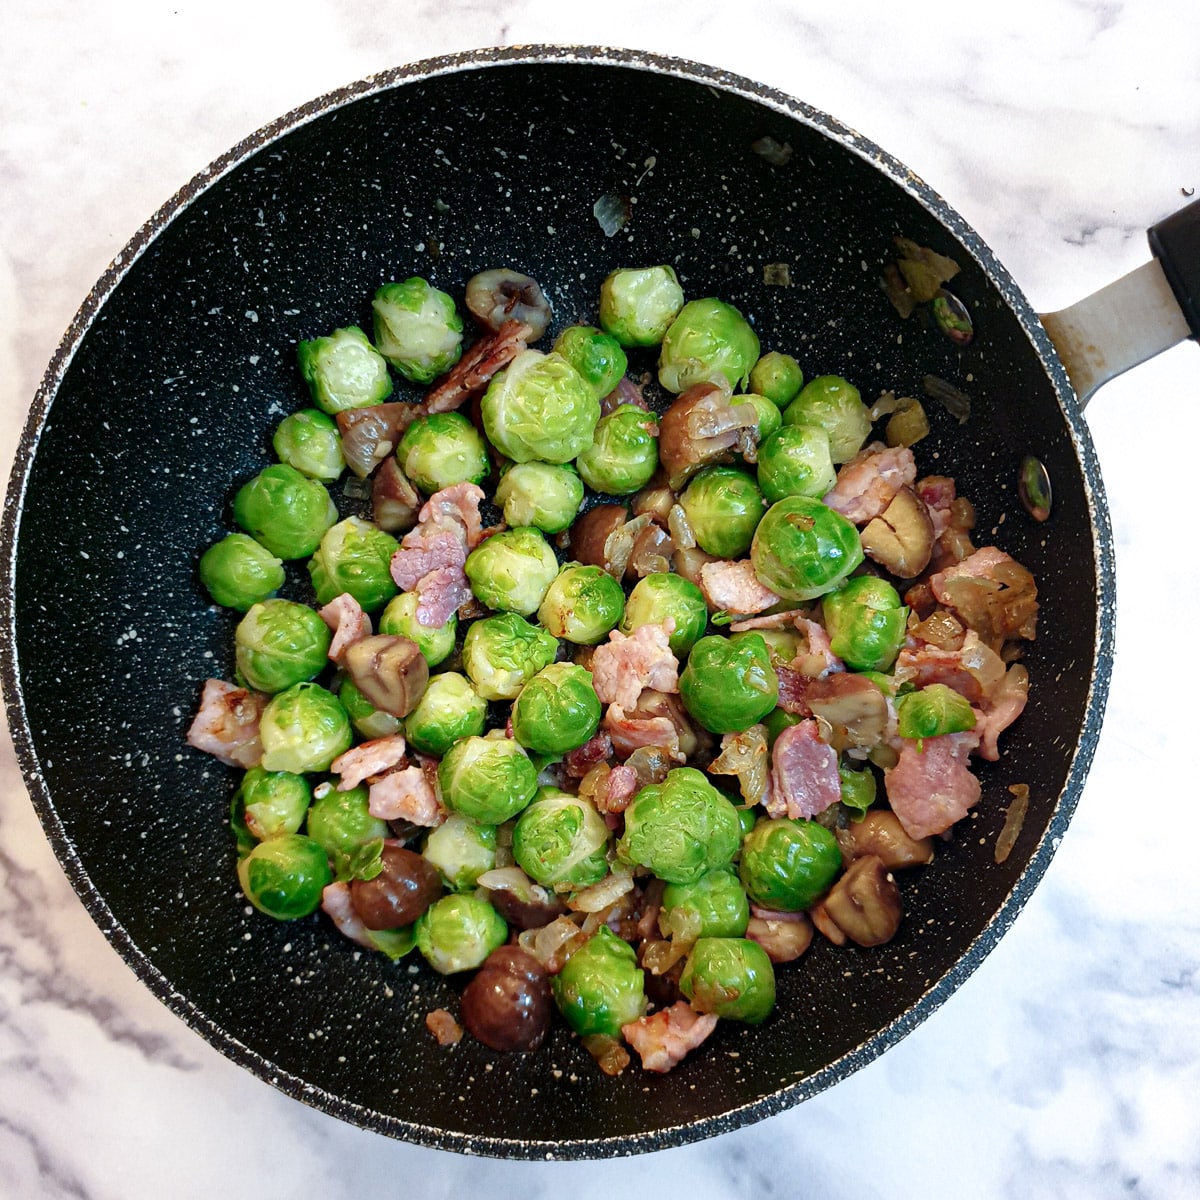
[481,349,600,464]
[738,816,842,911]
[749,351,804,408]
[237,833,331,920]
[404,671,487,757]
[272,408,346,481]
[537,563,625,645]
[371,277,463,385]
[422,814,498,892]
[658,298,760,394]
[822,575,908,672]
[620,573,709,656]
[297,325,393,414]
[659,866,750,940]
[511,663,602,757]
[234,599,331,695]
[741,392,782,446]
[337,676,404,739]
[231,766,312,843]
[232,463,338,560]
[598,265,685,347]
[198,533,285,611]
[678,466,765,559]
[307,516,400,613]
[762,706,804,748]
[512,789,612,888]
[415,893,507,974]
[575,405,660,496]
[756,423,837,504]
[305,783,389,860]
[749,496,864,602]
[258,682,352,774]
[680,937,776,1024]
[783,375,872,463]
[378,591,457,668]
[460,612,558,701]
[553,324,629,398]
[464,526,560,616]
[839,763,877,819]
[896,683,977,741]
[438,734,539,824]
[397,411,489,494]
[552,925,647,1037]
[617,767,742,885]
[678,633,779,735]
[494,461,584,534]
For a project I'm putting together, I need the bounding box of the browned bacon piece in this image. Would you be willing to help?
[186,678,266,768]
[423,319,532,413]
[621,1002,719,1073]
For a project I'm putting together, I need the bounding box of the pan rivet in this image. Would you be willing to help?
[1018,455,1052,522]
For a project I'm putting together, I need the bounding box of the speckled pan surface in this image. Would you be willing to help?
[0,47,1113,1158]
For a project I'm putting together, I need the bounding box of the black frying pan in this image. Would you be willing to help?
[2,47,1193,1159]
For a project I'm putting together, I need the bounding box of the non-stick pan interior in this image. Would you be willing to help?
[3,50,1110,1156]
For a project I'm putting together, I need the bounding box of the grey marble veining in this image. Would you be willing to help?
[2,1,1199,1197]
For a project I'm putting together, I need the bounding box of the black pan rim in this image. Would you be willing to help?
[0,44,1115,1159]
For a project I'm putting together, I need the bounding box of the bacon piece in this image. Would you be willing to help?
[621,1002,719,1074]
[915,475,956,538]
[367,765,445,827]
[604,703,683,762]
[769,719,841,820]
[595,763,640,814]
[425,1009,464,1046]
[417,482,486,549]
[319,593,372,663]
[774,665,811,715]
[591,623,680,710]
[895,629,1006,705]
[563,732,614,779]
[413,564,472,627]
[884,730,982,839]
[930,546,1039,647]
[729,609,808,633]
[331,733,409,791]
[698,559,780,615]
[321,881,376,948]
[930,545,1013,593]
[186,678,266,768]
[390,524,467,591]
[973,664,1029,761]
[793,617,843,679]
[423,319,532,413]
[822,442,917,525]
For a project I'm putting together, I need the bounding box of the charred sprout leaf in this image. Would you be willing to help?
[922,374,972,423]
[594,193,633,237]
[932,289,974,346]
[892,237,961,304]
[751,136,793,166]
[1019,455,1052,522]
[763,263,792,287]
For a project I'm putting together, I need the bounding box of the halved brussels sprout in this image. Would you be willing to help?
[598,265,685,347]
[553,324,629,398]
[297,325,393,414]
[756,423,837,504]
[232,463,338,561]
[678,633,779,735]
[738,815,842,911]
[371,277,463,384]
[258,682,352,774]
[308,516,400,613]
[749,351,804,408]
[552,925,647,1037]
[511,663,602,757]
[494,461,584,534]
[272,408,346,481]
[464,526,560,616]
[678,466,765,559]
[404,671,487,757]
[234,599,331,695]
[438,734,539,824]
[415,893,507,974]
[822,575,908,672]
[460,612,558,701]
[511,789,611,888]
[783,375,872,463]
[620,573,709,656]
[680,937,775,1024]
[378,591,457,668]
[537,563,626,645]
[749,495,864,601]
[575,405,660,496]
[237,833,331,920]
[658,298,760,394]
[422,813,498,892]
[397,411,489,494]
[198,533,285,611]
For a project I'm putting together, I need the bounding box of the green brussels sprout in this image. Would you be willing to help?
[481,349,601,464]
[404,671,487,757]
[598,265,685,347]
[297,325,393,414]
[378,591,457,668]
[305,783,388,860]
[438,734,539,824]
[552,324,629,398]
[415,893,507,974]
[678,633,779,735]
[616,767,742,884]
[307,516,400,613]
[553,926,647,1038]
[756,424,837,504]
[397,411,489,495]
[896,683,977,742]
[258,682,352,774]
[575,405,660,496]
[337,676,404,739]
[678,466,765,559]
[198,533,285,611]
[511,662,602,757]
[494,461,584,534]
[237,833,331,920]
[234,599,331,695]
[620,573,709,656]
[839,763,877,819]
[749,351,804,408]
[738,816,842,911]
[231,766,312,843]
[658,298,761,394]
[735,804,758,839]
[512,788,612,888]
[749,496,864,602]
[537,563,625,645]
[822,575,908,672]
[371,277,464,385]
[762,706,804,748]
[659,866,750,940]
[464,526,560,616]
[740,392,783,446]
[232,463,338,560]
[272,408,345,481]
[422,814,497,892]
[680,937,776,1024]
[460,612,558,701]
[754,628,801,669]
[783,375,872,463]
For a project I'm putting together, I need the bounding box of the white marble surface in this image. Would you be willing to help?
[2,2,1199,1196]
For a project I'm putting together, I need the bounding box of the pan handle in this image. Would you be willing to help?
[1039,197,1200,408]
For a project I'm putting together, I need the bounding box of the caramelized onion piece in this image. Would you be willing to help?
[342,634,429,718]
[631,476,676,526]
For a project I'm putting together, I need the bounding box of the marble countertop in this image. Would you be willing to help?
[2,3,1198,1197]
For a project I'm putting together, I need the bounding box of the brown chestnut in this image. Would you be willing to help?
[460,945,553,1053]
[349,845,442,931]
